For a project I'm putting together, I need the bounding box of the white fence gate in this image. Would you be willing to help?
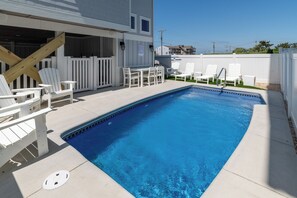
[67,56,113,92]
[68,57,92,92]
[280,48,297,131]
[0,56,114,93]
[94,57,113,89]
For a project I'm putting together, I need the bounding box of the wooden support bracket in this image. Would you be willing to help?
[1,33,65,84]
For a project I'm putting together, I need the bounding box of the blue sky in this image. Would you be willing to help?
[154,0,297,53]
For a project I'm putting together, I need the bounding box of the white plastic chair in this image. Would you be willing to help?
[143,67,157,86]
[0,106,51,168]
[39,68,76,106]
[219,63,242,86]
[123,68,140,88]
[0,75,42,117]
[175,63,195,81]
[156,66,165,84]
[196,65,218,84]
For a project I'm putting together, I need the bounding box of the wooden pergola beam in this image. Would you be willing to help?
[3,33,65,84]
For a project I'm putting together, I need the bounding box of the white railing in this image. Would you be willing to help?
[280,48,297,131]
[0,56,114,93]
[0,57,56,89]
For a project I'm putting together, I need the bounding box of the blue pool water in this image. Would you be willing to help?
[67,87,263,197]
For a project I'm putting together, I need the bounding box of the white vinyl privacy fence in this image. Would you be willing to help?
[0,56,114,93]
[280,48,297,130]
[156,54,280,84]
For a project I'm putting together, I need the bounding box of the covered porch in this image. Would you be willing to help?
[0,25,122,93]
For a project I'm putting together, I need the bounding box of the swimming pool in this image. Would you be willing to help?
[66,87,264,197]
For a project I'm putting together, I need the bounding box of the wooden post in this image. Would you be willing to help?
[0,45,22,66]
[3,33,65,84]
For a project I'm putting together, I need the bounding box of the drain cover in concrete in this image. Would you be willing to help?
[43,170,70,190]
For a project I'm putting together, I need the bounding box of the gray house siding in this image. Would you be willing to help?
[126,40,153,67]
[131,0,153,19]
[122,0,154,68]
[130,0,153,37]
[0,0,154,72]
[0,0,130,31]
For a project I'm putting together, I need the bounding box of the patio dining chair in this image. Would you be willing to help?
[143,67,157,86]
[156,66,165,84]
[123,68,140,88]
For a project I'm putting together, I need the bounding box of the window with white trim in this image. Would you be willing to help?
[130,13,137,32]
[140,16,151,35]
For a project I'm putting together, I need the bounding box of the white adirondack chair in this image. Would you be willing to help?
[0,105,52,168]
[38,68,76,106]
[0,75,42,117]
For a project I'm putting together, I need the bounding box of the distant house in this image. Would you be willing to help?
[155,46,170,55]
[168,45,196,55]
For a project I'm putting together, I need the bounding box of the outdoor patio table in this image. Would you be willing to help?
[130,67,150,87]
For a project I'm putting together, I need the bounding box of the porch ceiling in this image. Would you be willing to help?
[0,25,54,44]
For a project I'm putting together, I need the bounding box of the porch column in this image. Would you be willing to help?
[112,37,121,87]
[55,31,66,80]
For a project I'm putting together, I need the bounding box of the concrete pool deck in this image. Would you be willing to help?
[0,80,296,197]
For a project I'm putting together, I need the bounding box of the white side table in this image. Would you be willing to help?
[243,75,256,86]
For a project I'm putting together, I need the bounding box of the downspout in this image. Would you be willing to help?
[123,33,126,68]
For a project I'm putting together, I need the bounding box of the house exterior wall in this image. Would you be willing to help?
[132,0,153,19]
[126,0,154,68]
[0,0,130,32]
[126,40,153,67]
[0,0,154,86]
[130,0,153,36]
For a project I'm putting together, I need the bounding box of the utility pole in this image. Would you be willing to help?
[159,30,166,55]
[212,42,216,54]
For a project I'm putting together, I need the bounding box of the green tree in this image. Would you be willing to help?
[274,42,290,53]
[233,48,248,54]
[251,40,274,53]
[275,42,290,48]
